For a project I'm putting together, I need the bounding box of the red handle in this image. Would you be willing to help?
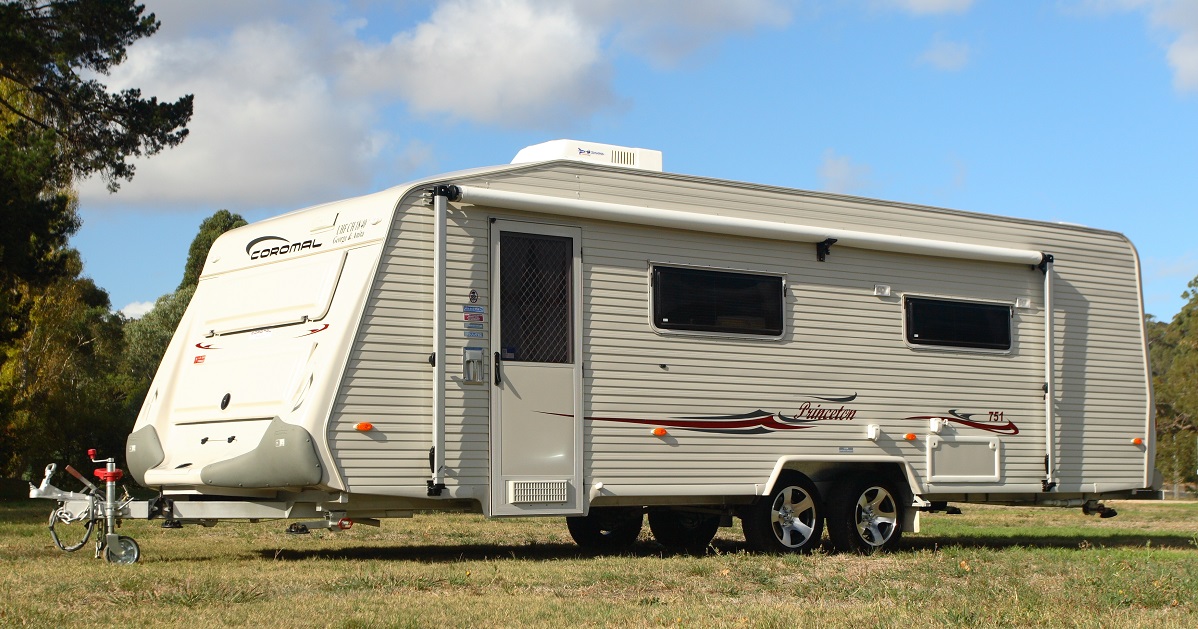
[93,468,124,483]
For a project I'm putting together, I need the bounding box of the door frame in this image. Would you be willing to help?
[489,219,585,516]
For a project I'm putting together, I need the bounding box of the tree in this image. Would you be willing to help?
[179,210,247,289]
[0,1,192,476]
[118,283,194,412]
[0,0,194,190]
[0,262,126,477]
[2,0,193,360]
[1152,276,1198,496]
[0,129,79,346]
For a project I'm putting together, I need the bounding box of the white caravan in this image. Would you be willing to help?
[45,140,1160,559]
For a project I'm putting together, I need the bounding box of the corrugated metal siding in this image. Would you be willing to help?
[328,192,494,495]
[327,195,436,493]
[328,161,1148,499]
[461,164,1148,495]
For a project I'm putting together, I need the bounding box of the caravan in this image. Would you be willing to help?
[35,140,1159,560]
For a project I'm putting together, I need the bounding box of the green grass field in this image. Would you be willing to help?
[1,499,1196,627]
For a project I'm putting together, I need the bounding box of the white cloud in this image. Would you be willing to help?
[1151,1,1198,92]
[344,0,614,127]
[1069,0,1198,94]
[1145,251,1198,282]
[919,36,971,70]
[77,0,792,212]
[819,150,873,194]
[79,19,383,210]
[574,0,794,66]
[120,301,156,319]
[878,0,974,15]
[343,0,792,122]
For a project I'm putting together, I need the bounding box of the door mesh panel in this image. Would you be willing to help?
[500,232,572,363]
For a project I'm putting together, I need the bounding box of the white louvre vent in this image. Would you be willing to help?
[610,149,636,166]
[508,480,569,504]
[511,139,663,172]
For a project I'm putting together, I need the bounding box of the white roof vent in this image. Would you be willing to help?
[511,139,663,172]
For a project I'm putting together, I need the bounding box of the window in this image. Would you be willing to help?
[500,232,573,363]
[904,296,1012,350]
[652,265,784,337]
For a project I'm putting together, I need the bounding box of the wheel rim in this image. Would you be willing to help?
[107,536,140,565]
[770,485,818,548]
[854,486,898,547]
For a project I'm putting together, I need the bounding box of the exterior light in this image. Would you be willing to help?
[652,427,668,437]
[354,422,374,432]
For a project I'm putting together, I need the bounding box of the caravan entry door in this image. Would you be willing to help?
[490,221,584,516]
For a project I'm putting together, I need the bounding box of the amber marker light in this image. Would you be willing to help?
[652,427,668,437]
[904,433,917,441]
[1132,437,1143,445]
[354,422,374,432]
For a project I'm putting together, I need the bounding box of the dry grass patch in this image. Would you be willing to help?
[1,500,1196,627]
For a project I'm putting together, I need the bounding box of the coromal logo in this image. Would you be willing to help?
[246,235,323,260]
[578,148,605,157]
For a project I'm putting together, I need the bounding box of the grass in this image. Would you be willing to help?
[1,499,1197,627]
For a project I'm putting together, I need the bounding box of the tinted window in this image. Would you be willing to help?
[653,266,784,336]
[905,297,1011,350]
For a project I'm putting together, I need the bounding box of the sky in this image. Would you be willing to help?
[70,0,1197,321]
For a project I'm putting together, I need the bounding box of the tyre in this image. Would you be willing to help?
[742,472,823,553]
[826,475,903,554]
[648,509,720,553]
[105,535,141,564]
[566,506,643,551]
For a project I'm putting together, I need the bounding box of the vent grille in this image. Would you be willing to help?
[509,480,569,504]
[610,150,636,166]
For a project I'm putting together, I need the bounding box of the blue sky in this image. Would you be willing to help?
[71,0,1197,321]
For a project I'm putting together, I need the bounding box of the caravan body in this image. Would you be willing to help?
[125,140,1156,552]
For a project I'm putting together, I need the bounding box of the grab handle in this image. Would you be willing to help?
[494,352,503,386]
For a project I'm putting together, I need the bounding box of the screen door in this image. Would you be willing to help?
[490,221,583,516]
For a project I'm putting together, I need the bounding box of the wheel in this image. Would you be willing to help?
[48,506,96,552]
[742,472,823,553]
[105,535,141,564]
[826,475,903,554]
[566,506,643,551]
[648,509,720,553]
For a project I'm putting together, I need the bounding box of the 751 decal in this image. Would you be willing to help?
[903,409,1019,435]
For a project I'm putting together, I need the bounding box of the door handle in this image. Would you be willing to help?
[494,351,503,386]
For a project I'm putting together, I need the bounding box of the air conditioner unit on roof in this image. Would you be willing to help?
[511,139,663,172]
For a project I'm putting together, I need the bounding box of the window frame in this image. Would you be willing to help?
[901,294,1014,354]
[648,262,787,341]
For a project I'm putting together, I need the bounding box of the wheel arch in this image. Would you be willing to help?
[763,456,921,505]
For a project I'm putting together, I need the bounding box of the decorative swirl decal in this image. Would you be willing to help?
[903,410,1019,435]
[541,393,861,435]
[543,410,814,435]
[298,323,330,337]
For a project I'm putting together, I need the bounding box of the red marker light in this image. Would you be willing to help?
[1132,437,1143,445]
[354,422,374,432]
[652,427,668,437]
[337,518,353,530]
[904,433,917,441]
